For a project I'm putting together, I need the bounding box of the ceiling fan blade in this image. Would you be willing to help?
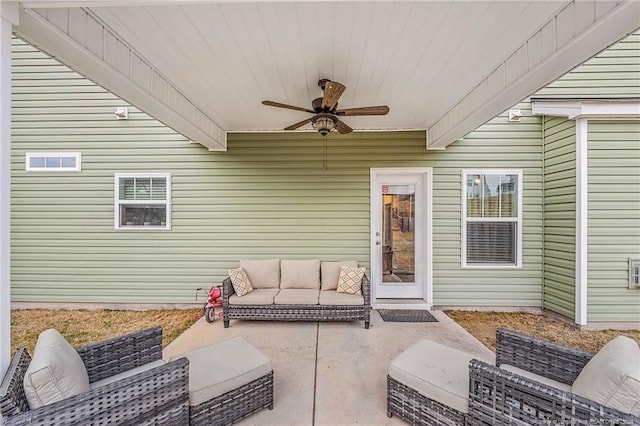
[336,119,353,135]
[321,81,346,110]
[284,117,313,131]
[262,100,314,114]
[336,105,390,116]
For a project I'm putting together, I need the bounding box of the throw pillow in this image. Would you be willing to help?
[320,261,358,291]
[571,335,640,415]
[228,267,254,296]
[336,266,365,296]
[23,329,90,409]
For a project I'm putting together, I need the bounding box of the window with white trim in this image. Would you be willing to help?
[630,259,640,290]
[26,152,81,172]
[115,173,171,230]
[462,170,522,267]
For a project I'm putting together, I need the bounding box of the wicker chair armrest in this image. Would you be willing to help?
[3,357,189,426]
[495,327,593,385]
[362,274,371,308]
[0,349,32,418]
[76,326,163,383]
[223,277,235,299]
[468,359,639,425]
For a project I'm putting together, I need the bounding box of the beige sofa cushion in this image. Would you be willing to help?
[228,267,254,296]
[274,289,319,305]
[23,329,90,409]
[229,288,280,305]
[89,360,166,390]
[389,339,491,414]
[319,290,364,306]
[171,336,272,406]
[571,336,640,415]
[500,364,571,392]
[280,259,321,289]
[320,261,358,291]
[240,259,280,289]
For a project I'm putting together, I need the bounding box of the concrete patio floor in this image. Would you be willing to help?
[163,309,495,426]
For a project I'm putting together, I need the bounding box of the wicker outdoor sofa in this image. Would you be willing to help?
[0,327,189,426]
[223,259,371,329]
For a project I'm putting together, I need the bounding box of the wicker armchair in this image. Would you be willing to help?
[468,328,640,425]
[0,327,190,426]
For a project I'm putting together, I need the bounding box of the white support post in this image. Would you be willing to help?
[575,118,588,326]
[0,2,17,380]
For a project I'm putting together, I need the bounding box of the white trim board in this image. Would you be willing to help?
[532,99,640,120]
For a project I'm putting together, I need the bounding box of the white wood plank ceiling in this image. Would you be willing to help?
[13,1,640,150]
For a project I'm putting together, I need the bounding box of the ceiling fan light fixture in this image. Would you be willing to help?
[312,113,338,136]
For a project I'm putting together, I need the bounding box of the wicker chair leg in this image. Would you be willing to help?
[365,321,370,329]
[223,319,229,328]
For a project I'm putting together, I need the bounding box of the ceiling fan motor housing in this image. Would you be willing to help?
[312,97,336,113]
[312,113,338,136]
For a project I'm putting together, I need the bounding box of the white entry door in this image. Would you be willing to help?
[370,168,431,300]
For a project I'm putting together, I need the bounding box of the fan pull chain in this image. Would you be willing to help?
[322,136,328,170]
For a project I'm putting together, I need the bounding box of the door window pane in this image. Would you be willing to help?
[382,185,415,283]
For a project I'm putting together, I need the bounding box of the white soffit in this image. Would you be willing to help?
[427,0,640,149]
[14,6,227,151]
[12,1,640,151]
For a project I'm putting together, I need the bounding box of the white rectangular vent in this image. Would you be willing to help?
[630,259,640,289]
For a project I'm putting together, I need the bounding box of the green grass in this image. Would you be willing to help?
[11,308,201,355]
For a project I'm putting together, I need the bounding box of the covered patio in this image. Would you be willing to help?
[1,0,639,391]
[162,310,493,425]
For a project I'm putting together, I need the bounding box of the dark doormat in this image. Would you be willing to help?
[377,309,438,323]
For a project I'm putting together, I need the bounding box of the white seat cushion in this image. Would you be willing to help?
[23,329,90,409]
[240,259,280,288]
[229,288,280,305]
[171,336,272,406]
[89,360,166,389]
[274,289,319,305]
[320,261,358,291]
[389,339,491,414]
[319,290,364,306]
[280,259,320,289]
[571,336,640,415]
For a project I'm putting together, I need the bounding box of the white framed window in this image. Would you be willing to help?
[462,170,523,268]
[26,152,81,172]
[115,173,171,230]
[630,259,640,290]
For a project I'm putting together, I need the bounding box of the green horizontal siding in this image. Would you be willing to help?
[587,121,640,323]
[543,116,576,319]
[536,31,640,98]
[430,102,543,307]
[10,38,543,306]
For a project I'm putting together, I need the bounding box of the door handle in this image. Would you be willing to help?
[376,240,381,245]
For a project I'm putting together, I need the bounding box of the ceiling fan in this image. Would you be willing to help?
[262,79,389,136]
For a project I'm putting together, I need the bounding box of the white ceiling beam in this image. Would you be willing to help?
[14,6,227,151]
[427,0,640,150]
[532,99,640,120]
